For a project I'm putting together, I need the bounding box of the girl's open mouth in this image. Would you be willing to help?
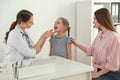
[54,26,57,29]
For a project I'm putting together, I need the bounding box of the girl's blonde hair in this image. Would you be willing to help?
[58,17,70,36]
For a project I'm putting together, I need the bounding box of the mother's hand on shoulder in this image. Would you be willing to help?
[71,37,78,46]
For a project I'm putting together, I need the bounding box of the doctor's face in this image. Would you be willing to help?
[22,16,34,29]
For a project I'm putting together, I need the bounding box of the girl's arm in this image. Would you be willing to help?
[49,43,52,56]
[66,43,72,60]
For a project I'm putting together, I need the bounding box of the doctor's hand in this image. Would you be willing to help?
[34,29,55,53]
[41,29,55,39]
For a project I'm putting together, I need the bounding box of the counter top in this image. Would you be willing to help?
[0,56,93,80]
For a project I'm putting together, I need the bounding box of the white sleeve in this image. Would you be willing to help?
[8,31,36,58]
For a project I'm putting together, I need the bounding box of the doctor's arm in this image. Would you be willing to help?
[10,30,55,58]
[10,34,36,58]
[34,30,55,53]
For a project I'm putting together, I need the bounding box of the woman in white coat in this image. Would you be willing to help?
[3,9,55,65]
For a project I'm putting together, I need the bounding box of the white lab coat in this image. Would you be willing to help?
[3,24,36,65]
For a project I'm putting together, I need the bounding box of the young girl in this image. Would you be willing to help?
[49,17,72,60]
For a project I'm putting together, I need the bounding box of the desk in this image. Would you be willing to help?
[0,56,93,80]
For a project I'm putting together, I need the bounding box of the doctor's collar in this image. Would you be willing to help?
[16,24,25,33]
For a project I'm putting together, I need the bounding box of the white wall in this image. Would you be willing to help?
[0,0,83,62]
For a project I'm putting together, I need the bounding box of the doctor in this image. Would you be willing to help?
[3,9,55,65]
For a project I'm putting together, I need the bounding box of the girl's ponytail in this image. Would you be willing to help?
[68,26,70,37]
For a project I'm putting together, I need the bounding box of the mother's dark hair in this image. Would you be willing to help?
[94,8,116,32]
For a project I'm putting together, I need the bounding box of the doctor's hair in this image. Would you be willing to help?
[58,17,70,37]
[94,8,116,32]
[4,9,33,44]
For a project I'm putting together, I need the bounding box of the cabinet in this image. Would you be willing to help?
[94,0,120,26]
[75,0,120,65]
[75,1,93,65]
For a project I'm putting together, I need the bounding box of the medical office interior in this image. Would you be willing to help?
[0,0,120,80]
